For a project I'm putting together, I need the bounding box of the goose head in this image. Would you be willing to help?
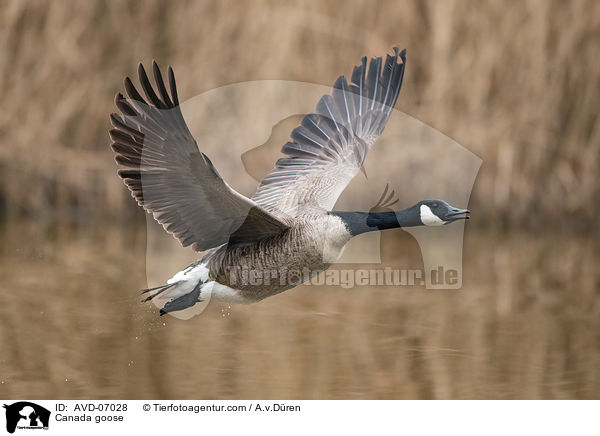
[417,200,470,226]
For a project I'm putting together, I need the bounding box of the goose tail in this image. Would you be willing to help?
[140,261,209,315]
[159,282,204,316]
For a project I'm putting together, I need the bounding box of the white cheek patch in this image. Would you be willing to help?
[420,205,445,226]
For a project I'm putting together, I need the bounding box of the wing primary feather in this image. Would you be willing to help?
[138,63,167,109]
[385,48,407,116]
[351,56,367,118]
[114,93,137,116]
[304,114,331,140]
[152,60,173,107]
[168,66,179,106]
[381,53,396,110]
[333,76,352,127]
[110,113,145,141]
[124,77,145,103]
[316,96,342,137]
[367,56,382,110]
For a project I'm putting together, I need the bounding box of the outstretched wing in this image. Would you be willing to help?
[252,47,406,217]
[110,62,289,251]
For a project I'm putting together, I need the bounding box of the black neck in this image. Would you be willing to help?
[330,207,421,236]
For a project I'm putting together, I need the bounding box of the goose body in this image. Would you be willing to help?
[109,47,470,316]
[163,213,349,309]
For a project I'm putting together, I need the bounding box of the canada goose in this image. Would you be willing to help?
[109,47,469,316]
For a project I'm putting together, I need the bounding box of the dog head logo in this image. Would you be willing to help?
[3,402,50,433]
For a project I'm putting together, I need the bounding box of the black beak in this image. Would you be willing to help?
[445,208,470,223]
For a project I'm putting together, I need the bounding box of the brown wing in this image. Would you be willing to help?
[109,62,289,251]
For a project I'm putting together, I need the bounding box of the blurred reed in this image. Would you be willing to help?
[0,0,598,231]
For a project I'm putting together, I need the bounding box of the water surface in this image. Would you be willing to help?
[0,220,598,399]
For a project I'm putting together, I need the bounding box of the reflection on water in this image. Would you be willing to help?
[0,219,598,399]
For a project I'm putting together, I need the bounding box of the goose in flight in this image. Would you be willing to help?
[109,47,470,316]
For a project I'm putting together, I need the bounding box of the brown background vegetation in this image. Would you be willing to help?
[0,0,598,231]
